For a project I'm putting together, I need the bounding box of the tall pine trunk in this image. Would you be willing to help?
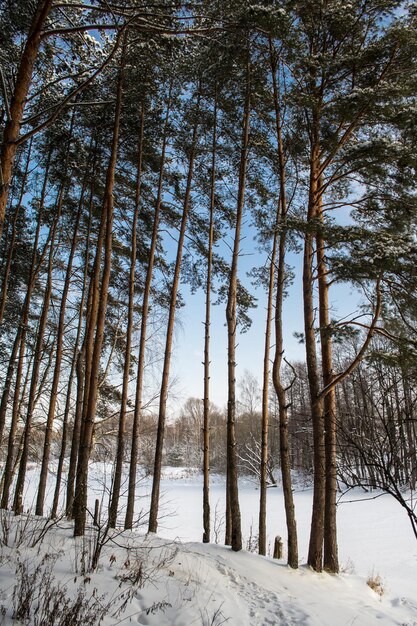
[73,41,125,536]
[269,39,298,567]
[13,208,58,515]
[66,349,85,516]
[225,59,251,553]
[0,151,52,507]
[258,208,276,557]
[0,139,33,327]
[148,87,201,534]
[108,103,145,528]
[0,0,53,240]
[124,84,172,530]
[203,88,217,544]
[316,182,339,573]
[51,161,94,518]
[35,114,78,516]
[64,188,93,517]
[305,121,325,572]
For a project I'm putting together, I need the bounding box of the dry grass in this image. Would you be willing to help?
[366,572,384,597]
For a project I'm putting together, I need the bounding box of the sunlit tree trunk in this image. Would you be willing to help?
[0,0,53,241]
[225,58,251,553]
[124,84,172,530]
[269,39,298,567]
[64,190,93,517]
[259,211,276,557]
[305,118,325,572]
[148,87,201,534]
[0,139,33,328]
[35,113,78,516]
[203,88,217,544]
[73,41,125,536]
[0,151,52,508]
[13,207,59,515]
[316,180,339,573]
[52,169,93,518]
[109,103,144,528]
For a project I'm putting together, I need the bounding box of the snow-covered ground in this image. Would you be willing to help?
[0,464,415,625]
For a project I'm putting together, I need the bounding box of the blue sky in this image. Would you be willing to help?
[170,228,362,412]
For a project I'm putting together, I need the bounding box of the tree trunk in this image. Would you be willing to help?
[259,208,276,557]
[13,209,58,515]
[148,87,200,534]
[124,83,172,530]
[73,41,125,536]
[35,114,79,516]
[64,187,93,517]
[0,152,52,508]
[0,139,33,327]
[108,103,144,529]
[202,89,217,544]
[269,38,298,568]
[66,348,85,516]
[316,182,339,573]
[0,0,53,240]
[225,58,251,553]
[305,128,325,573]
[51,163,94,518]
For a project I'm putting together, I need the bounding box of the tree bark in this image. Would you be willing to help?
[64,188,93,517]
[52,163,94,518]
[225,58,251,553]
[108,103,144,528]
[124,83,172,530]
[13,208,59,515]
[305,127,326,573]
[0,151,51,508]
[203,89,217,544]
[148,87,200,534]
[35,113,78,516]
[269,38,298,567]
[316,182,339,573]
[259,208,276,557]
[0,0,53,241]
[0,139,33,327]
[73,40,125,536]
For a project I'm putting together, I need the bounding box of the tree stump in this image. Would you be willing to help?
[273,535,283,559]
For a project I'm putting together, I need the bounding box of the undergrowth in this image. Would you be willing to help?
[6,553,111,626]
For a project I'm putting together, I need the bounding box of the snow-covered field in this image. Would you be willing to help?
[0,464,415,625]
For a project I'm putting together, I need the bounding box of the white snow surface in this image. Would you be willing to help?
[0,464,416,625]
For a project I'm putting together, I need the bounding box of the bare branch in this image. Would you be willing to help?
[318,276,382,399]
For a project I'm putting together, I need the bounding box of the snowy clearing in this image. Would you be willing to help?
[0,464,416,625]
